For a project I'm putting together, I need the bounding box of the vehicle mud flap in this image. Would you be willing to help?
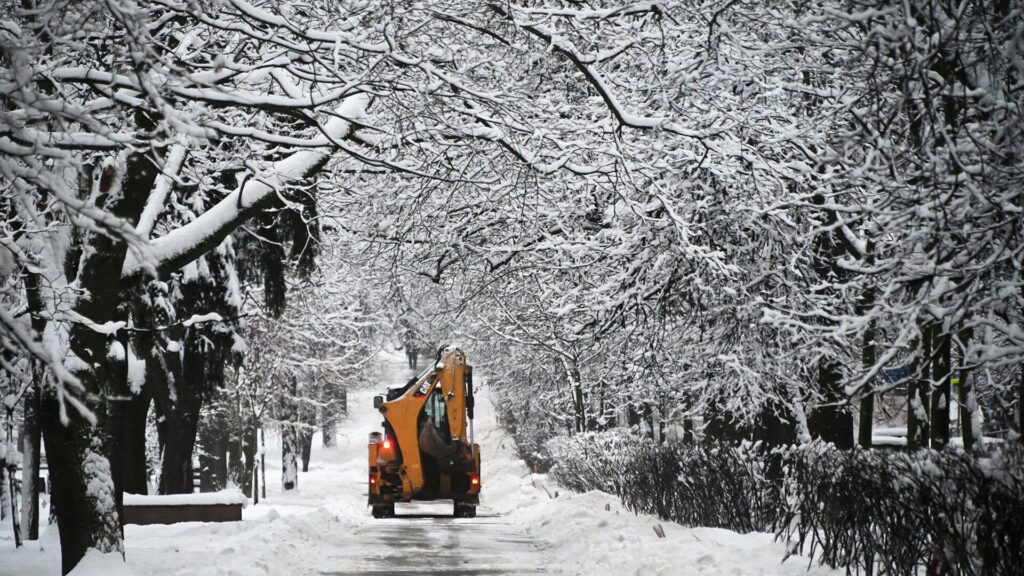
[454,502,477,518]
[372,503,395,518]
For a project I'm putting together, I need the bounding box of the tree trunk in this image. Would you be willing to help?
[240,417,258,497]
[958,364,974,450]
[41,392,121,573]
[298,381,316,473]
[0,453,7,522]
[300,428,313,473]
[282,425,299,490]
[147,347,199,495]
[41,148,157,573]
[198,404,229,492]
[930,329,952,450]
[20,380,41,540]
[227,388,245,489]
[568,361,585,434]
[157,416,198,495]
[2,413,19,546]
[857,372,876,450]
[321,415,336,448]
[807,361,854,448]
[908,325,933,451]
[281,376,300,491]
[119,377,152,495]
[857,249,877,449]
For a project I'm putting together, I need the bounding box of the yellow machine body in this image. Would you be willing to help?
[368,348,480,517]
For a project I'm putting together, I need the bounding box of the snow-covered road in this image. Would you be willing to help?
[3,352,839,575]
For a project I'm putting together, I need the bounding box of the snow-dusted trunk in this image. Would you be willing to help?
[2,418,17,545]
[198,396,229,492]
[41,150,156,574]
[299,384,316,473]
[1018,368,1023,446]
[321,416,336,448]
[907,324,933,451]
[563,359,585,434]
[119,379,152,495]
[320,387,345,448]
[300,429,313,473]
[20,380,41,540]
[857,244,877,449]
[857,321,877,449]
[144,329,205,495]
[957,327,976,451]
[0,448,7,522]
[806,194,853,449]
[281,377,300,490]
[40,401,120,571]
[145,345,196,495]
[281,427,299,491]
[930,331,952,449]
[237,416,259,497]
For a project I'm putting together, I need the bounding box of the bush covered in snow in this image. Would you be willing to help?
[544,431,1024,575]
[779,443,1024,576]
[548,433,779,533]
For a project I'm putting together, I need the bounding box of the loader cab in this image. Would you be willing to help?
[421,389,452,442]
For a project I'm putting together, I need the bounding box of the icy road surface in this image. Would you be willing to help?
[2,350,839,575]
[319,505,549,575]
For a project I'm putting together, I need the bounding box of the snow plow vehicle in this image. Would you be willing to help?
[368,347,480,518]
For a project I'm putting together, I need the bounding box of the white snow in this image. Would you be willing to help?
[180,312,223,327]
[122,489,248,507]
[67,550,133,576]
[871,435,907,447]
[127,348,145,395]
[1,352,839,575]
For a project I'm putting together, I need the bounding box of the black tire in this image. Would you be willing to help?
[372,503,394,518]
[454,504,476,518]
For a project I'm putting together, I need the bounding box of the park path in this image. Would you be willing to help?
[309,358,553,576]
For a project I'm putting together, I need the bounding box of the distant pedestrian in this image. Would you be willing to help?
[403,329,418,369]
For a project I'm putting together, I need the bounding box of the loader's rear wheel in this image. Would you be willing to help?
[454,503,476,518]
[371,504,394,518]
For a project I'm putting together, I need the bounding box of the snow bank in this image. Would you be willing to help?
[475,384,840,576]
[67,550,133,576]
[123,489,248,507]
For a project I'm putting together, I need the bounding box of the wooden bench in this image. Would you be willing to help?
[123,490,247,525]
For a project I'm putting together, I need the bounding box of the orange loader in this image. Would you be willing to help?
[368,347,480,518]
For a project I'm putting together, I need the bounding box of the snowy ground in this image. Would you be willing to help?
[1,352,839,575]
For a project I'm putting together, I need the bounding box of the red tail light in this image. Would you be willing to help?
[369,474,377,485]
[470,474,480,486]
[382,438,392,450]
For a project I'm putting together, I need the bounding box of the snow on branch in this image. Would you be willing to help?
[121,95,369,282]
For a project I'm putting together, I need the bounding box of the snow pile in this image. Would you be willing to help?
[68,550,133,576]
[475,384,840,576]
